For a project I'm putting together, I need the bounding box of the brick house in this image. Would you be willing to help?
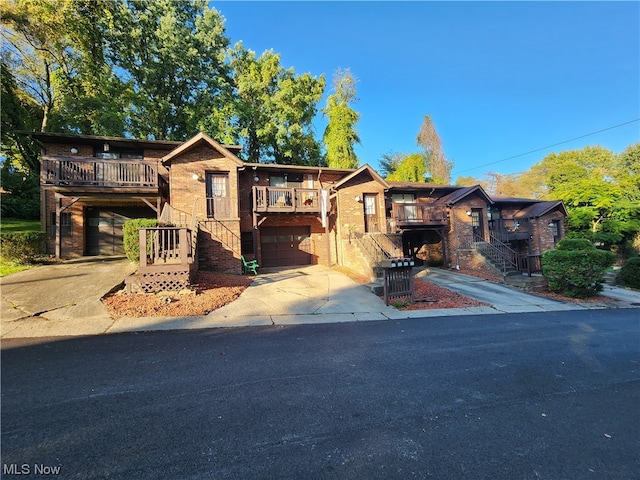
[33,131,566,289]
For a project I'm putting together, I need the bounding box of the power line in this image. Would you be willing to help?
[452,118,640,176]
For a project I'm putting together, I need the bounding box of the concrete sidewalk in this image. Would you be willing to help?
[2,259,639,339]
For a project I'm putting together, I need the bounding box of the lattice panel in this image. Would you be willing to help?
[130,270,191,294]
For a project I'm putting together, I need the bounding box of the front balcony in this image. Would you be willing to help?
[392,203,448,227]
[42,156,159,189]
[489,218,531,242]
[252,186,321,213]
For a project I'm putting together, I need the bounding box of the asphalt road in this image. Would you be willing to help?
[2,309,639,480]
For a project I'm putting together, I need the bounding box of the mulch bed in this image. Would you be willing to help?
[102,271,253,318]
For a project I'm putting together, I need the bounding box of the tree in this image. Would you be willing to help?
[378,151,406,178]
[105,0,232,141]
[1,0,125,136]
[1,62,41,172]
[229,44,325,165]
[386,153,429,182]
[323,68,360,169]
[533,145,640,250]
[416,115,452,184]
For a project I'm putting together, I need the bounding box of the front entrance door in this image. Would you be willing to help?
[363,194,380,233]
[471,208,485,240]
[260,226,312,267]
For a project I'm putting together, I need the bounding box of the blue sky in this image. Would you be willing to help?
[214,1,639,181]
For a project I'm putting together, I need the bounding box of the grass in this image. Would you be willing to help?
[0,218,41,233]
[0,218,42,276]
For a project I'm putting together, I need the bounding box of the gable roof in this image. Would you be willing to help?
[161,132,244,166]
[22,131,182,151]
[433,185,493,206]
[516,200,568,218]
[333,164,390,190]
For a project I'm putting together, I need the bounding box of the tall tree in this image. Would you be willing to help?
[378,151,406,178]
[532,145,640,250]
[1,0,125,136]
[105,0,232,141]
[416,115,452,184]
[229,43,325,165]
[385,153,429,182]
[323,68,360,169]
[1,62,41,172]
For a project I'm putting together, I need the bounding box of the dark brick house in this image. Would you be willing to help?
[33,131,566,288]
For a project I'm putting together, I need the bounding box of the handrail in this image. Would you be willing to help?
[392,203,448,224]
[160,201,241,256]
[474,232,542,276]
[139,227,194,268]
[42,156,158,187]
[252,186,321,212]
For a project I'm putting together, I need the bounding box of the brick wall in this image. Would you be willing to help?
[168,145,240,220]
[531,212,565,253]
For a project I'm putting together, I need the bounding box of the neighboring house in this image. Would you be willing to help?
[31,131,566,290]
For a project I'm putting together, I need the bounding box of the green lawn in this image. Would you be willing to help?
[0,218,42,276]
[1,218,41,233]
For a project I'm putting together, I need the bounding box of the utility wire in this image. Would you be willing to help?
[452,118,640,176]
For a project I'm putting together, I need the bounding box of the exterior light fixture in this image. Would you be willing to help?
[254,175,259,182]
[70,147,79,154]
[354,195,362,203]
[103,142,109,152]
[466,210,472,216]
[192,173,200,181]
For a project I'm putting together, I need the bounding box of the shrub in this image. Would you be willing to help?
[123,219,158,263]
[0,231,46,263]
[555,238,595,251]
[620,257,640,289]
[542,241,616,298]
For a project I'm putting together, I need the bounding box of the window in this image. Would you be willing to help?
[94,147,143,159]
[50,212,72,237]
[269,173,303,187]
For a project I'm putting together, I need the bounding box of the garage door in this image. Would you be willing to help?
[260,226,312,268]
[86,207,154,256]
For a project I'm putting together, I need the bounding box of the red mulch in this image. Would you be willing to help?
[102,271,254,318]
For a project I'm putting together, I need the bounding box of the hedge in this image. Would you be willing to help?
[0,231,46,263]
[620,257,640,289]
[542,239,615,298]
[123,218,158,263]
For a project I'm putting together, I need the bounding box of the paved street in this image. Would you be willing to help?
[2,309,639,479]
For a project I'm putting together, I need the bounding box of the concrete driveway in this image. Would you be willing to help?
[1,257,136,337]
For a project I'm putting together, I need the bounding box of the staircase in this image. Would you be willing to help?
[472,232,543,278]
[474,240,519,277]
[354,232,404,279]
[159,203,242,271]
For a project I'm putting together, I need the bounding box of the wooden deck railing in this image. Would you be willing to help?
[489,218,531,242]
[252,186,321,213]
[139,227,194,268]
[42,156,158,188]
[392,203,448,225]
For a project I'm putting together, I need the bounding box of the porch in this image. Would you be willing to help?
[126,227,197,293]
[391,203,449,227]
[489,218,532,242]
[252,186,321,213]
[42,156,159,189]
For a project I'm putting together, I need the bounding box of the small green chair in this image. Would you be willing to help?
[241,255,259,275]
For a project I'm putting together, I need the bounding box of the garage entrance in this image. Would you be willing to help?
[86,207,155,256]
[260,226,312,268]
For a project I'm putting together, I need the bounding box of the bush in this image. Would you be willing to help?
[620,257,640,289]
[123,219,158,263]
[542,241,616,298]
[555,238,595,251]
[0,231,46,263]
